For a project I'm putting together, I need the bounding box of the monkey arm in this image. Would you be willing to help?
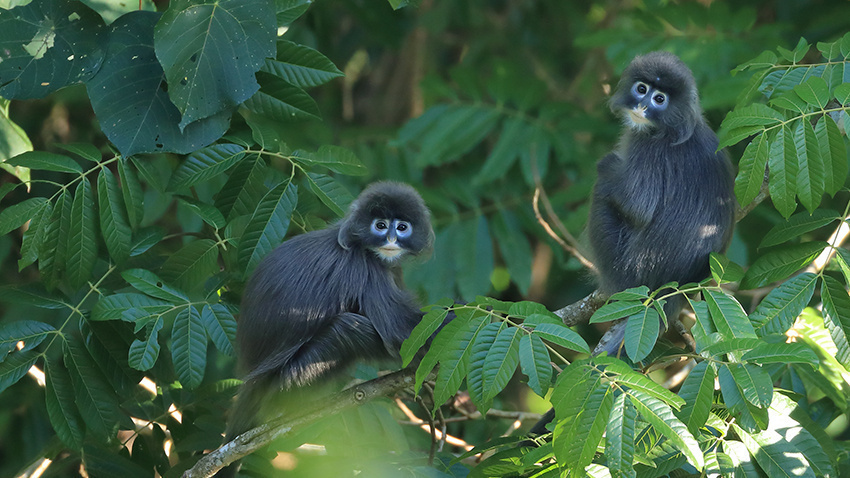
[593,152,656,229]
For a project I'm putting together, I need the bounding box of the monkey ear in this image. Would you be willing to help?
[337,219,354,249]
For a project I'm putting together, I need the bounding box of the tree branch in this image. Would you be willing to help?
[183,368,418,478]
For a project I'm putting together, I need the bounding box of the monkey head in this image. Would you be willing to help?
[338,181,434,263]
[610,51,702,144]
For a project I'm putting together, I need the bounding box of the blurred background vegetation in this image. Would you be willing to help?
[2,0,850,476]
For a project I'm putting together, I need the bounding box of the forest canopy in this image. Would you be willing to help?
[0,0,849,477]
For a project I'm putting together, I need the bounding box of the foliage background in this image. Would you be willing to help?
[1,0,850,477]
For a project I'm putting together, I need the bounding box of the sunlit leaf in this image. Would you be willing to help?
[759,209,839,248]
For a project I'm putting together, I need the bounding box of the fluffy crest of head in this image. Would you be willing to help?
[338,181,434,257]
[610,51,703,144]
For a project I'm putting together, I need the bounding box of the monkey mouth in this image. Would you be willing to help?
[377,244,404,260]
[627,107,651,127]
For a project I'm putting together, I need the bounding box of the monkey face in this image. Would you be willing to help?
[610,51,700,143]
[367,217,414,261]
[623,81,669,130]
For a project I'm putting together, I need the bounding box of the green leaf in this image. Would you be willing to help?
[720,104,785,130]
[409,104,501,167]
[117,159,143,230]
[590,301,646,324]
[704,289,756,339]
[767,124,799,219]
[171,306,206,389]
[624,307,659,362]
[741,342,819,366]
[0,196,48,235]
[553,375,614,478]
[734,133,769,208]
[750,272,818,336]
[154,0,276,128]
[201,304,236,357]
[701,338,762,357]
[91,293,171,322]
[724,440,761,478]
[532,323,590,354]
[121,269,188,303]
[56,143,101,163]
[474,117,527,185]
[305,172,353,217]
[793,76,829,109]
[835,83,850,105]
[87,12,230,156]
[605,393,637,478]
[709,253,745,284]
[759,209,839,248]
[160,239,220,293]
[728,363,773,408]
[674,361,715,434]
[456,216,494,301]
[770,90,809,113]
[38,189,72,290]
[734,424,816,478]
[238,181,297,276]
[732,50,778,75]
[400,306,448,366]
[97,168,131,265]
[290,145,368,176]
[627,389,704,471]
[275,0,311,25]
[0,0,105,99]
[44,359,85,449]
[66,178,98,289]
[467,321,501,413]
[5,151,82,173]
[821,275,850,367]
[519,333,552,398]
[598,357,685,408]
[741,242,827,289]
[64,341,123,441]
[127,321,161,371]
[491,210,533,295]
[0,319,55,351]
[717,125,765,150]
[17,199,49,270]
[415,310,471,396]
[177,197,226,229]
[768,394,835,477]
[431,315,488,409]
[243,71,322,122]
[262,40,343,88]
[482,326,521,402]
[169,143,246,191]
[793,119,824,214]
[0,349,38,393]
[815,114,848,197]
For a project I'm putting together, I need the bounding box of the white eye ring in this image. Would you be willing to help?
[395,221,412,238]
[652,92,667,106]
[371,219,389,234]
[633,81,649,96]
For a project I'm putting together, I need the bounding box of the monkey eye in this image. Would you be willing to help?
[633,81,649,96]
[394,220,412,238]
[652,92,667,106]
[371,219,389,234]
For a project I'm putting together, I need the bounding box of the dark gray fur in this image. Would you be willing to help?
[218,182,432,476]
[528,52,736,440]
[589,51,736,350]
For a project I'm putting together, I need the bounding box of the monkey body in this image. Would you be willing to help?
[588,51,735,337]
[219,182,433,476]
[238,224,421,390]
[590,124,735,295]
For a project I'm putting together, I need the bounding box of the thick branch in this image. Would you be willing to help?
[183,368,418,478]
[554,289,607,327]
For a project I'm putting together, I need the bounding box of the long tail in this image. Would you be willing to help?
[215,380,268,478]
